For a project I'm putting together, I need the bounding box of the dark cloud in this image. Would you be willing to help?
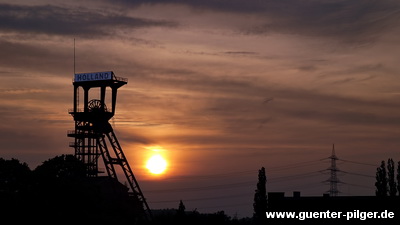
[317,63,385,84]
[116,129,157,146]
[2,1,398,45]
[298,65,318,72]
[0,40,59,69]
[223,51,258,55]
[116,0,400,43]
[0,3,177,37]
[113,0,269,13]
[246,0,400,43]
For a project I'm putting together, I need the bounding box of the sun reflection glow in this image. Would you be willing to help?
[146,154,168,175]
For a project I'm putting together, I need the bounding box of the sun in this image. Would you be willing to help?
[146,154,167,175]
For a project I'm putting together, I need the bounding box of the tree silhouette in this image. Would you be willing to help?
[253,167,267,224]
[33,154,85,181]
[0,158,32,223]
[387,158,397,196]
[375,160,388,196]
[0,158,31,192]
[397,161,400,196]
[176,200,186,225]
[27,154,139,225]
[177,200,186,216]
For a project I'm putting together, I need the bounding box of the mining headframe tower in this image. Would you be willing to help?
[67,71,152,221]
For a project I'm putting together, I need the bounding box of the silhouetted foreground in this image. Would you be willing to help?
[0,156,141,224]
[1,156,400,225]
[0,156,250,225]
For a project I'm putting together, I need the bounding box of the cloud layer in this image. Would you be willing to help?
[0,3,177,37]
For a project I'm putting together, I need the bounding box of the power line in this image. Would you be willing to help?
[269,171,323,182]
[147,171,327,194]
[338,158,377,167]
[196,202,251,210]
[271,181,325,192]
[266,159,325,172]
[344,182,375,190]
[342,171,375,178]
[146,160,374,194]
[163,158,326,182]
[149,193,249,204]
[166,158,326,181]
[145,155,376,196]
[167,170,256,180]
[327,144,339,197]
[146,181,254,194]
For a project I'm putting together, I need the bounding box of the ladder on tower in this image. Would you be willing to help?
[97,129,152,221]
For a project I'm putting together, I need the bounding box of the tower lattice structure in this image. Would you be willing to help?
[67,71,152,221]
[326,144,340,197]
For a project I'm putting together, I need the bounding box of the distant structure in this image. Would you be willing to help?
[326,144,340,196]
[67,71,151,220]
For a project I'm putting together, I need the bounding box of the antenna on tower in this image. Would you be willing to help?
[74,38,76,75]
[326,144,340,196]
[73,38,79,109]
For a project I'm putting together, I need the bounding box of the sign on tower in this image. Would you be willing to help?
[74,71,113,82]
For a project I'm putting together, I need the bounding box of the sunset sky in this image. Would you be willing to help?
[1,0,400,217]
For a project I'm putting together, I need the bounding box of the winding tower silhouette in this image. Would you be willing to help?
[67,71,151,220]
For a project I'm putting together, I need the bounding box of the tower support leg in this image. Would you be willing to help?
[105,130,153,221]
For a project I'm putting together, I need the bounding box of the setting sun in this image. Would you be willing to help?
[146,154,168,175]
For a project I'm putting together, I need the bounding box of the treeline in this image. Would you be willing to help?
[0,155,256,225]
[375,158,400,196]
[5,154,397,224]
[0,155,146,224]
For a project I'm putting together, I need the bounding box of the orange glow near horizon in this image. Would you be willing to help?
[146,154,167,174]
[144,146,169,177]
